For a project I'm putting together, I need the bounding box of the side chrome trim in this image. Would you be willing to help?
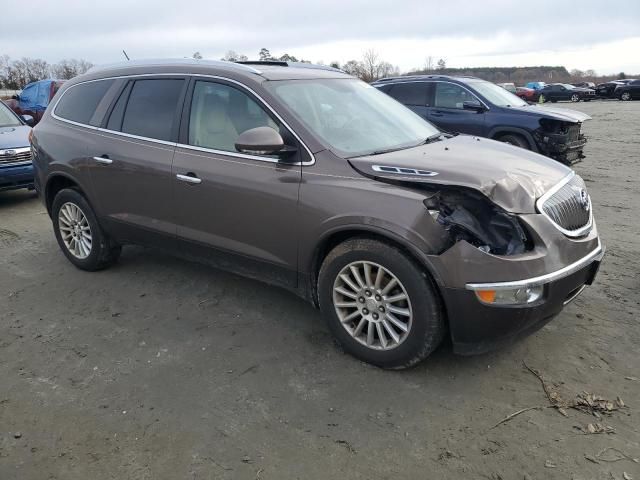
[50,73,316,167]
[466,239,603,291]
[372,165,439,177]
[535,171,594,238]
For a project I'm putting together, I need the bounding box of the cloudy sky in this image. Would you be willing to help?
[3,0,640,74]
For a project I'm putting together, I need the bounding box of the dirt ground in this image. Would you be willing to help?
[1,100,639,480]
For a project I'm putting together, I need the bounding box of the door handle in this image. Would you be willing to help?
[93,155,113,165]
[176,173,202,185]
[431,112,444,117]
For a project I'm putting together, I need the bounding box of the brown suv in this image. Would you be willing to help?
[31,59,604,368]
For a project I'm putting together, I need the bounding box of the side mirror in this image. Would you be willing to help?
[21,114,35,126]
[462,100,484,112]
[235,126,295,157]
[12,94,19,100]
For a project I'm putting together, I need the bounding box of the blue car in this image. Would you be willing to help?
[372,75,590,165]
[0,101,34,192]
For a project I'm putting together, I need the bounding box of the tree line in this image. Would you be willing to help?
[2,48,633,91]
[1,55,93,89]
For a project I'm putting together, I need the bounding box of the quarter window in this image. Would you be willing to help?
[119,79,184,141]
[55,79,115,125]
[388,83,428,106]
[188,80,280,153]
[434,83,476,109]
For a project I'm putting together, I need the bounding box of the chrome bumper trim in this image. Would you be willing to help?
[466,239,603,291]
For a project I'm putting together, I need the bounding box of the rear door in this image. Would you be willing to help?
[426,81,486,135]
[171,78,302,287]
[88,76,188,246]
[384,82,432,120]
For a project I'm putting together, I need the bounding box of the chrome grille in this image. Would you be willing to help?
[538,174,592,237]
[0,147,32,166]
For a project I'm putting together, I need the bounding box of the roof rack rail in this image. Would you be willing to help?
[236,61,288,67]
[236,60,344,73]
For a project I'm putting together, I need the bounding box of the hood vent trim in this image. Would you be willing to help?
[372,165,439,177]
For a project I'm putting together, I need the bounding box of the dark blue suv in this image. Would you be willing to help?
[372,75,590,165]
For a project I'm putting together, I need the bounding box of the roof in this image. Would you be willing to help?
[84,58,350,82]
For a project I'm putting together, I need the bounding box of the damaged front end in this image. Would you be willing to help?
[423,188,532,256]
[534,119,587,165]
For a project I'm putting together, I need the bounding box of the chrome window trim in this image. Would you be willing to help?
[50,73,316,166]
[535,171,594,238]
[466,239,603,291]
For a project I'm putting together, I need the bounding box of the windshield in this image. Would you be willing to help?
[563,84,576,89]
[0,102,22,128]
[265,78,440,157]
[467,81,527,107]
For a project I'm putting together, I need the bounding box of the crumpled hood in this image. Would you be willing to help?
[348,135,572,214]
[509,104,591,122]
[0,125,31,149]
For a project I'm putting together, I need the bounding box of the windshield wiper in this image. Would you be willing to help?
[348,133,443,158]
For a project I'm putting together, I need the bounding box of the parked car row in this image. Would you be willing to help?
[4,79,65,126]
[24,59,603,368]
[505,79,638,102]
[373,75,589,164]
[0,100,35,192]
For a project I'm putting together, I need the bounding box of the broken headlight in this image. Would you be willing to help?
[424,190,532,256]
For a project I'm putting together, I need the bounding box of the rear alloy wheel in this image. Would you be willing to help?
[571,93,580,102]
[318,238,444,369]
[52,188,121,271]
[539,94,546,103]
[621,91,631,101]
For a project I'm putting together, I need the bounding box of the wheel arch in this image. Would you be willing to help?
[489,127,538,152]
[44,173,87,218]
[307,225,445,307]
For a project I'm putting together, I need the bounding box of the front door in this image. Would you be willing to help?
[171,79,302,287]
[426,82,486,136]
[87,77,187,247]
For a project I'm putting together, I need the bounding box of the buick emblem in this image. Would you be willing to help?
[579,189,590,211]
[2,149,16,156]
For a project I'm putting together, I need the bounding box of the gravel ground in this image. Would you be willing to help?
[1,100,639,480]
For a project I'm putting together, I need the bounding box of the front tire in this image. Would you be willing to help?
[52,188,121,271]
[318,238,445,369]
[571,93,580,102]
[621,91,631,101]
[499,133,530,149]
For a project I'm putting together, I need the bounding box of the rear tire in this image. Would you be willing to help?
[621,91,631,101]
[52,188,121,271]
[498,133,530,149]
[318,238,445,369]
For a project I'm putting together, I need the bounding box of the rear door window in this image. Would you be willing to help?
[388,82,429,106]
[54,79,115,125]
[119,79,185,142]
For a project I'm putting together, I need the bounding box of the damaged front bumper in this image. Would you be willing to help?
[425,214,603,355]
[534,124,587,165]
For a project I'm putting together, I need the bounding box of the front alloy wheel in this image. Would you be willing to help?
[621,91,631,101]
[571,93,580,102]
[333,261,412,350]
[318,238,445,369]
